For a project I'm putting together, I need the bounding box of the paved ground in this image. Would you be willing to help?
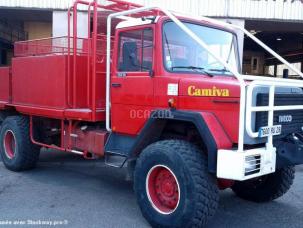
[0,150,303,228]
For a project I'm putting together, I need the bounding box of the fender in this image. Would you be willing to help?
[105,109,233,173]
[200,112,233,149]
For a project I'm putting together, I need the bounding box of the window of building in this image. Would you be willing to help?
[268,62,302,78]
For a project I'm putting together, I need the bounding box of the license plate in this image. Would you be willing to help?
[258,125,282,138]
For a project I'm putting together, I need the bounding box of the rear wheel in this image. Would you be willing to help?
[134,140,219,227]
[0,116,40,171]
[231,166,295,202]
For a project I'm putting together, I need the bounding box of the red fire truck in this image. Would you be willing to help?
[0,0,303,226]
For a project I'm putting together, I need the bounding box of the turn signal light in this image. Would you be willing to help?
[168,98,177,109]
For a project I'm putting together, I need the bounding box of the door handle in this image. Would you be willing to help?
[112,83,121,88]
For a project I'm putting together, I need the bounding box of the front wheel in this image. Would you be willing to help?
[0,112,7,128]
[231,166,295,202]
[134,140,219,227]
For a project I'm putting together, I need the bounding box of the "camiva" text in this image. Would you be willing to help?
[188,86,230,97]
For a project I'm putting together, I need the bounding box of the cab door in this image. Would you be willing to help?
[111,27,155,135]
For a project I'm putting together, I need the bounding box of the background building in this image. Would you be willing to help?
[0,0,302,77]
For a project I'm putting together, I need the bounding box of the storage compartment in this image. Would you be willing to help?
[12,55,69,109]
[63,128,108,156]
[0,67,10,107]
[8,36,107,120]
[11,54,106,120]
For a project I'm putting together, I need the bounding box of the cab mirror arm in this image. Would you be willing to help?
[149,70,155,77]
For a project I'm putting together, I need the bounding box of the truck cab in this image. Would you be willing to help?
[111,17,240,140]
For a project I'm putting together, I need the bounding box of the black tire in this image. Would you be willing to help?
[0,112,7,127]
[0,116,40,171]
[231,166,295,202]
[134,140,219,228]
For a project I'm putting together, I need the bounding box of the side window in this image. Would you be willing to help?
[118,28,153,72]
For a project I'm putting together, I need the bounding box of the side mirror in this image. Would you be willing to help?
[129,52,138,66]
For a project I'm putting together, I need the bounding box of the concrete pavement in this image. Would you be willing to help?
[0,150,302,228]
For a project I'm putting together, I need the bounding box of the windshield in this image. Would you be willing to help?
[163,21,239,76]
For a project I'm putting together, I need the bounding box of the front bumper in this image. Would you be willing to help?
[217,133,303,181]
[217,147,276,181]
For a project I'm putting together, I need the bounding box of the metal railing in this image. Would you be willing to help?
[14,35,111,57]
[105,4,303,153]
[14,36,91,57]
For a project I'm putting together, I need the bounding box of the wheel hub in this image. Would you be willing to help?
[146,165,180,214]
[3,130,16,159]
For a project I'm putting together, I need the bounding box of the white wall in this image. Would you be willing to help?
[52,11,88,38]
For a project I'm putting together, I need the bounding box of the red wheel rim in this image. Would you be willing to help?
[3,130,16,159]
[146,165,180,214]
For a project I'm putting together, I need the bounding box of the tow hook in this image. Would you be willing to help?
[275,133,303,167]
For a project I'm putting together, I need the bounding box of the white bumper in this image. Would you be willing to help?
[217,147,276,181]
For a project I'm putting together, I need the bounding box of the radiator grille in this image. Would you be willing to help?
[255,93,303,137]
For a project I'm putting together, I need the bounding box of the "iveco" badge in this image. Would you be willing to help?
[278,115,292,123]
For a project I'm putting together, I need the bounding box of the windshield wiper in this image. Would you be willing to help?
[172,66,213,77]
[207,68,231,74]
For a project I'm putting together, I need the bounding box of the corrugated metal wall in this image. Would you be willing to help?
[227,0,303,21]
[0,0,72,10]
[0,0,302,21]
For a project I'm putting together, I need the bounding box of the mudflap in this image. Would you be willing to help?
[275,133,303,168]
